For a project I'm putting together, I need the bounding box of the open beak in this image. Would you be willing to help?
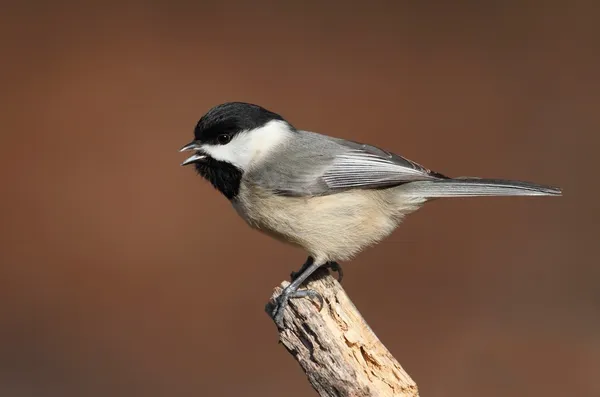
[179,141,207,166]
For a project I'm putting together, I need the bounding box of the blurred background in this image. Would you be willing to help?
[0,1,598,396]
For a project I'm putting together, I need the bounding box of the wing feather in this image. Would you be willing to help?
[320,145,445,190]
[253,132,448,197]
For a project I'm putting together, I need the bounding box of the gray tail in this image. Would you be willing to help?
[399,178,562,198]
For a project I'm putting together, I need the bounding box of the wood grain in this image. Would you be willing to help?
[266,268,419,397]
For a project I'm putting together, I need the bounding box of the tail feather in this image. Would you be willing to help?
[398,178,562,198]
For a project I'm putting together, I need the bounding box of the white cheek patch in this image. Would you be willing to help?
[200,120,291,170]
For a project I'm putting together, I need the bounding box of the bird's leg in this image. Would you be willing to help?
[290,259,343,283]
[274,257,325,329]
[289,256,314,281]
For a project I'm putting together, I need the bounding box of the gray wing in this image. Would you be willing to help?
[322,138,447,190]
[253,131,447,197]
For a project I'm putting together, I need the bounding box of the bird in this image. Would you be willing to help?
[179,101,562,329]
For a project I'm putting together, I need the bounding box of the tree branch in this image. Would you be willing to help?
[266,268,419,397]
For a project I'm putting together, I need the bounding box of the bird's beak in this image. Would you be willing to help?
[179,141,207,166]
[179,141,200,152]
[181,153,206,166]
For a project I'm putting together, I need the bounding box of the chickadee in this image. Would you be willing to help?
[180,102,562,328]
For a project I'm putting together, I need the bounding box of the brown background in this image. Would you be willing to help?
[1,1,598,396]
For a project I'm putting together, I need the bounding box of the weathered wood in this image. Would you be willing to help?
[266,268,419,397]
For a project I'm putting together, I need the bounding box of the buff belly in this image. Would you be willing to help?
[232,184,426,262]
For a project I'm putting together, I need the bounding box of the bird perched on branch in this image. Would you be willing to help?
[180,102,562,329]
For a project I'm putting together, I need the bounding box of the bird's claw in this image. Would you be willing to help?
[328,262,343,283]
[272,288,324,329]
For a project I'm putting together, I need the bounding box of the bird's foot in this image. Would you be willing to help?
[272,286,324,329]
[290,261,343,283]
[326,262,343,283]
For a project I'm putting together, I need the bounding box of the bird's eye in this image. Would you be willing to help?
[217,134,231,144]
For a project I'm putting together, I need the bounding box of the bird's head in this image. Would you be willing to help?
[180,102,293,199]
